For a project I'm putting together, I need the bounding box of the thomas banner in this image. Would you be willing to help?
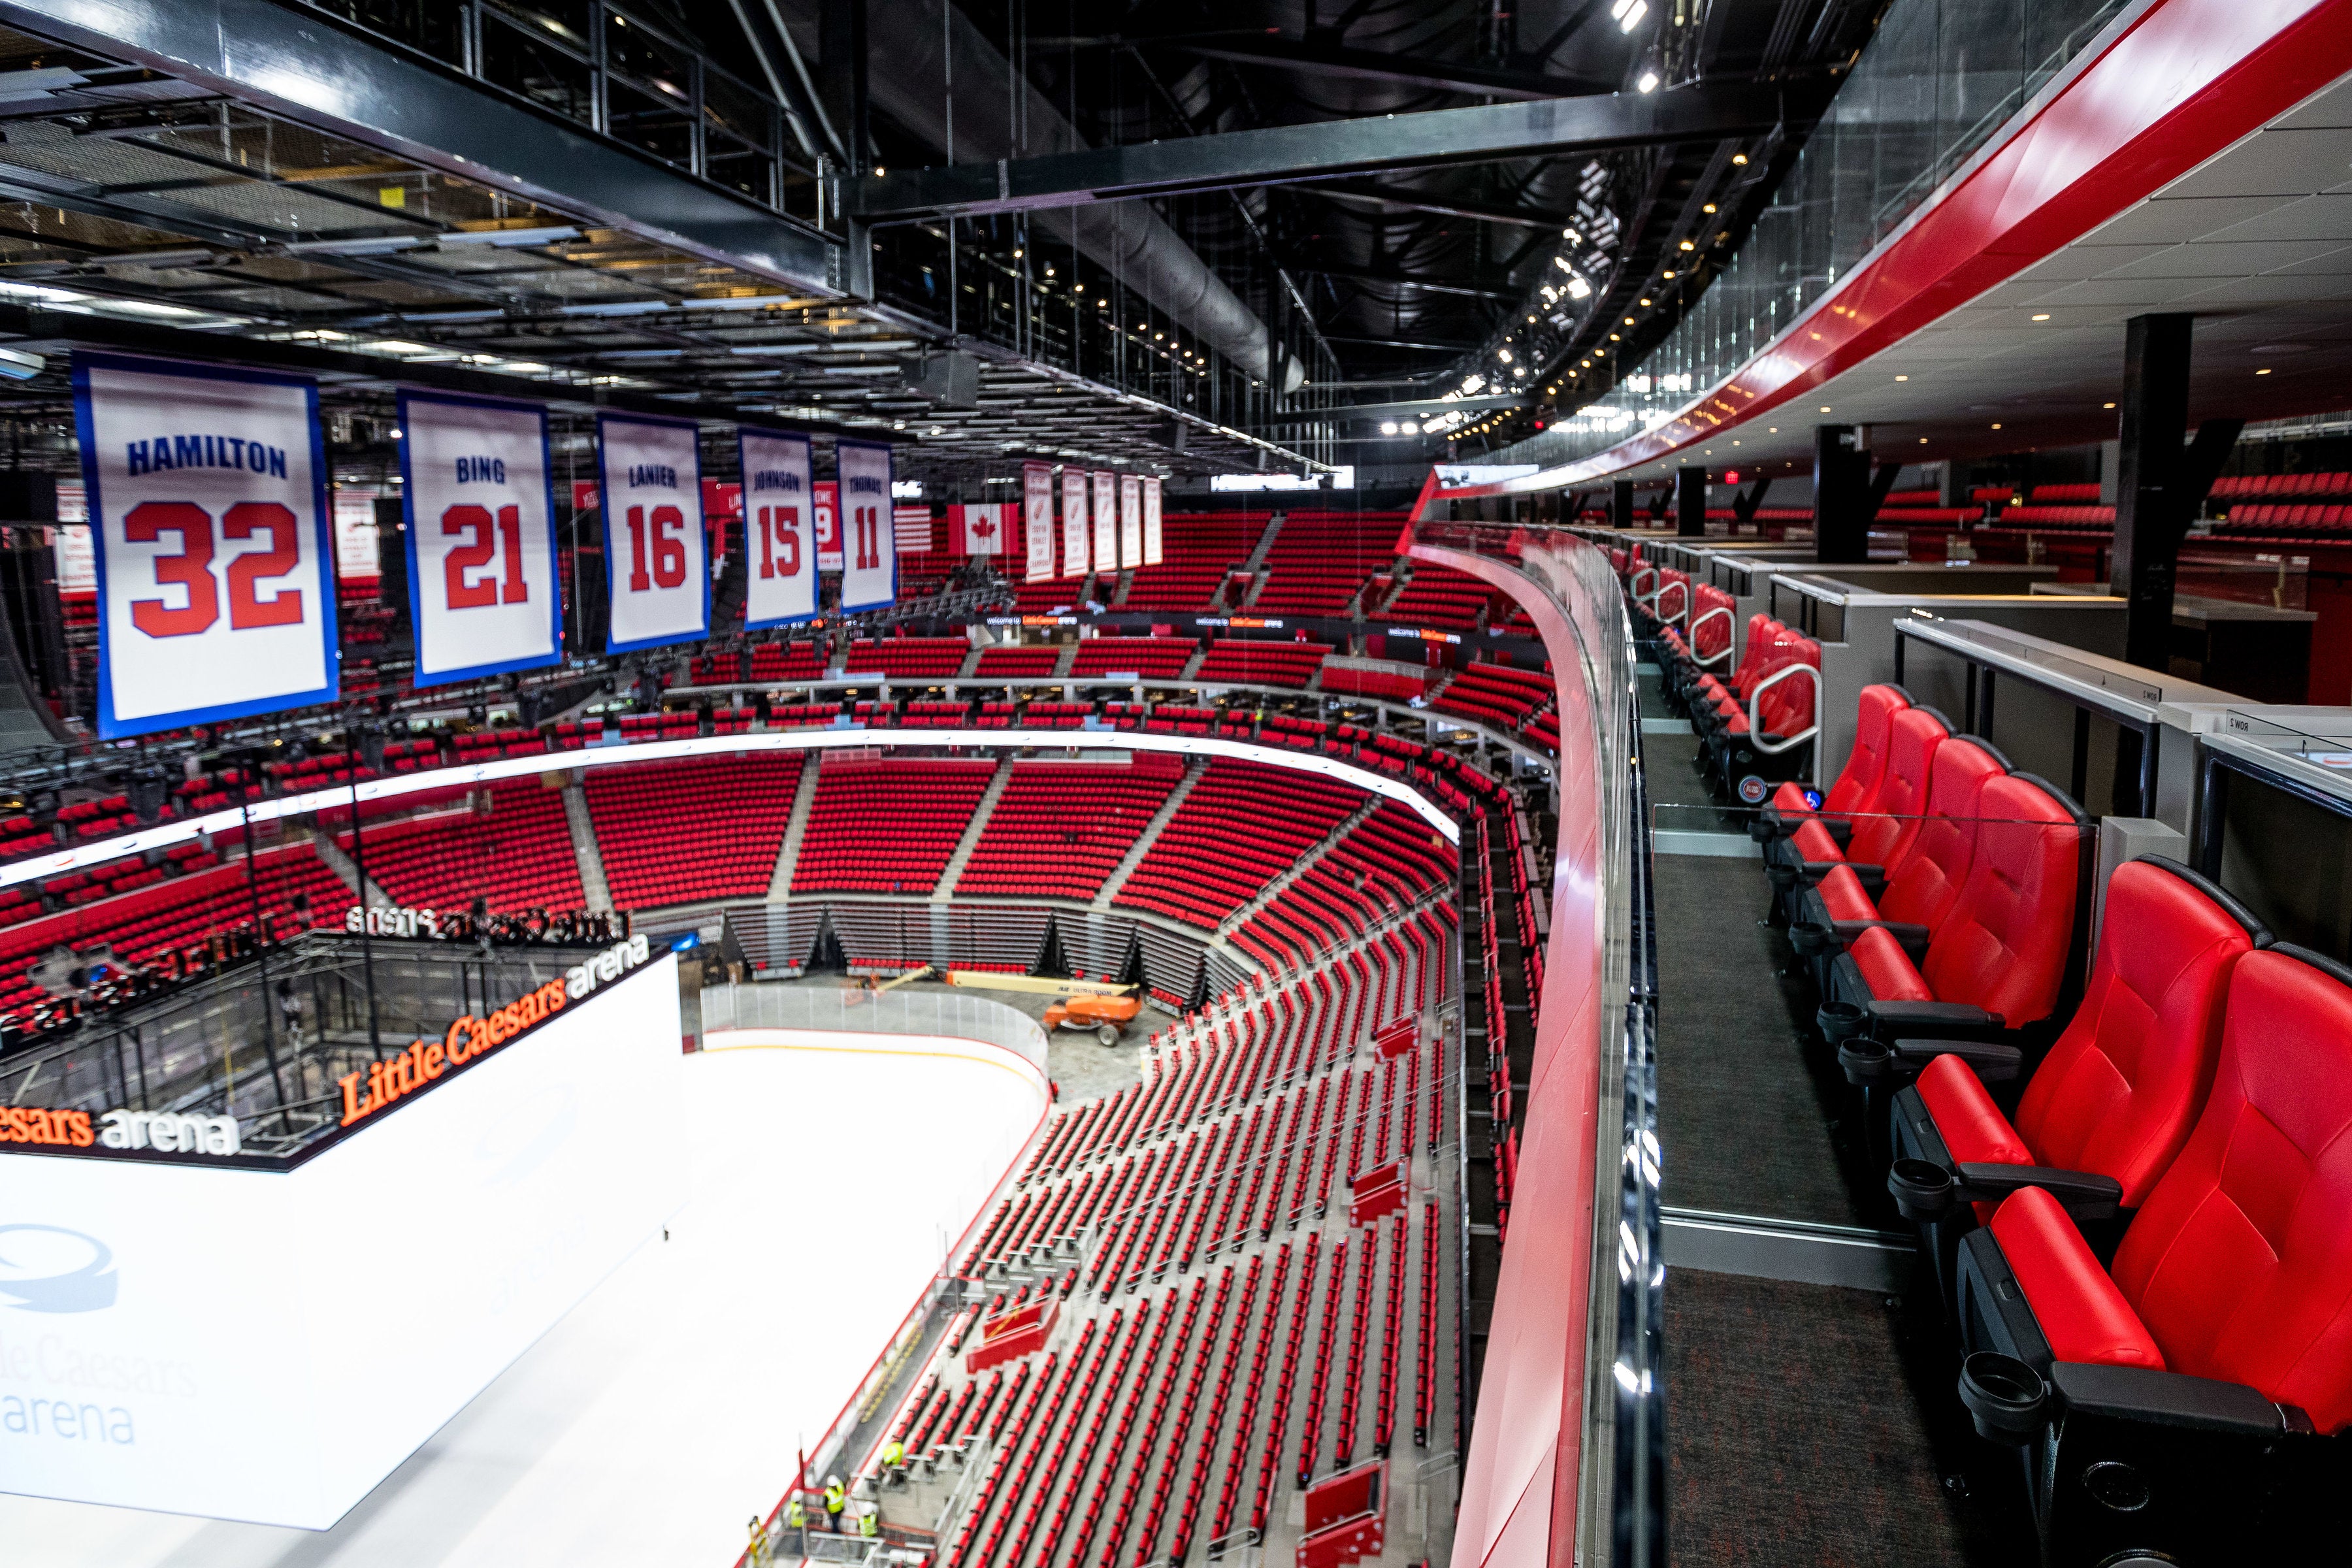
[836,439,897,612]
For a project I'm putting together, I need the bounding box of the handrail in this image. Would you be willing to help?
[1688,605,1734,669]
[1891,616,2164,727]
[1627,564,1660,605]
[1654,578,1690,627]
[1745,662,1823,755]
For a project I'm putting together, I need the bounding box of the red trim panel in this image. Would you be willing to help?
[1433,0,2352,497]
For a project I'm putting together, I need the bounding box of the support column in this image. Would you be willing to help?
[820,0,870,174]
[1610,478,1635,531]
[1674,465,1707,537]
[2111,314,2244,672]
[1814,425,1874,564]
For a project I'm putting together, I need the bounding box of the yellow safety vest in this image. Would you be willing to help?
[825,1484,846,1515]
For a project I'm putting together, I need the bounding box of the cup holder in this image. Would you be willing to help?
[1746,817,1782,844]
[1959,1352,2050,1445]
[1837,1036,1892,1085]
[1764,860,1799,892]
[1788,922,1835,958]
[1888,1158,1955,1222]
[1816,1000,1869,1044]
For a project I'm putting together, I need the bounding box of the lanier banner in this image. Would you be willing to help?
[597,412,709,652]
[1023,463,1054,582]
[1060,466,1089,578]
[397,390,561,687]
[72,351,338,739]
[738,427,816,629]
[1119,472,1143,569]
[1143,474,1164,566]
[836,439,896,612]
[1091,470,1117,578]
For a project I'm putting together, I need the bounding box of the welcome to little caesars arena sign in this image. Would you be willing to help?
[338,934,651,1130]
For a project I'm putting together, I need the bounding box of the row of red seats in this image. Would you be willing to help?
[585,754,802,909]
[956,755,1185,900]
[791,757,996,894]
[1192,639,1331,689]
[1757,679,2352,1558]
[1070,636,1194,681]
[1117,760,1358,930]
[344,783,584,911]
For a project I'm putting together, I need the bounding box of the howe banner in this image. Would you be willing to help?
[73,351,337,738]
[398,390,561,687]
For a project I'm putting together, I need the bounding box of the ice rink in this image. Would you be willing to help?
[0,1028,1047,1568]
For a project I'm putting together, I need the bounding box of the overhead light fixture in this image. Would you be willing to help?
[1567,276,1592,299]
[0,347,45,381]
[1636,61,1660,89]
[1401,421,1420,434]
[1895,374,1908,382]
[1732,152,1749,165]
[2257,367,2273,375]
[1678,239,1695,252]
[1615,0,1651,33]
[2031,313,2051,321]
[1380,421,1399,435]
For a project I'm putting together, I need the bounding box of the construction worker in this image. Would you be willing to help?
[784,1494,805,1531]
[824,1474,847,1531]
[880,1437,906,1476]
[858,1503,880,1539]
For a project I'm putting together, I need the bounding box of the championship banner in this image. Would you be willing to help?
[1143,475,1164,566]
[1023,463,1054,582]
[596,412,708,653]
[1060,466,1089,578]
[814,480,841,570]
[398,390,561,687]
[1120,473,1143,569]
[73,351,337,739]
[739,427,815,629]
[836,439,896,612]
[1091,470,1117,576]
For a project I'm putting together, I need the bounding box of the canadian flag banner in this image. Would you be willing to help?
[896,504,934,553]
[949,502,1004,555]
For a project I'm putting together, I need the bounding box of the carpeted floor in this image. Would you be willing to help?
[1653,853,1882,1226]
[1665,1269,2038,1567]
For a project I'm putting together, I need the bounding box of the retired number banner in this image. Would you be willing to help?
[836,439,897,612]
[1023,462,1054,582]
[1119,473,1143,569]
[1060,466,1089,578]
[1091,470,1117,578]
[739,428,817,629]
[398,390,560,687]
[598,412,708,653]
[1143,475,1164,566]
[73,351,337,738]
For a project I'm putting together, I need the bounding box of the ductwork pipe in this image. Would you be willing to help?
[774,0,1284,387]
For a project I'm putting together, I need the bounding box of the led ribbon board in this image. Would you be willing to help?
[836,438,897,612]
[73,351,338,738]
[739,427,817,629]
[397,390,561,687]
[1023,463,1054,581]
[596,412,709,652]
[1060,465,1090,578]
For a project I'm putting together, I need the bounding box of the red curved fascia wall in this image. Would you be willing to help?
[1435,0,2352,498]
[1409,536,1610,1568]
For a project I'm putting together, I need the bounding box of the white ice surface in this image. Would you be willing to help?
[0,1031,1044,1568]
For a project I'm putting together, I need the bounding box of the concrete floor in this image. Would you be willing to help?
[782,974,1151,1108]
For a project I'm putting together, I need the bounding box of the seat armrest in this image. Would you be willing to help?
[1891,1037,2025,1082]
[1954,1162,2123,1219]
[2051,1362,2302,1436]
[1800,859,1882,891]
[1865,1000,2001,1037]
[1835,920,1931,962]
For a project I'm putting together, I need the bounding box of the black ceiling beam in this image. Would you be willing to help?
[1313,182,1563,229]
[1261,390,1526,424]
[1305,262,1517,300]
[0,0,839,295]
[0,303,857,436]
[1165,34,1612,101]
[842,82,1797,220]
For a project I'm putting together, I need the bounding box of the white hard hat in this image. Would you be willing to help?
[828,1473,843,1486]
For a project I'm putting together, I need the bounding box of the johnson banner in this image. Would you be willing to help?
[73,351,337,738]
[397,390,561,687]
[836,438,897,612]
[738,427,817,629]
[597,412,709,652]
[1119,472,1143,568]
